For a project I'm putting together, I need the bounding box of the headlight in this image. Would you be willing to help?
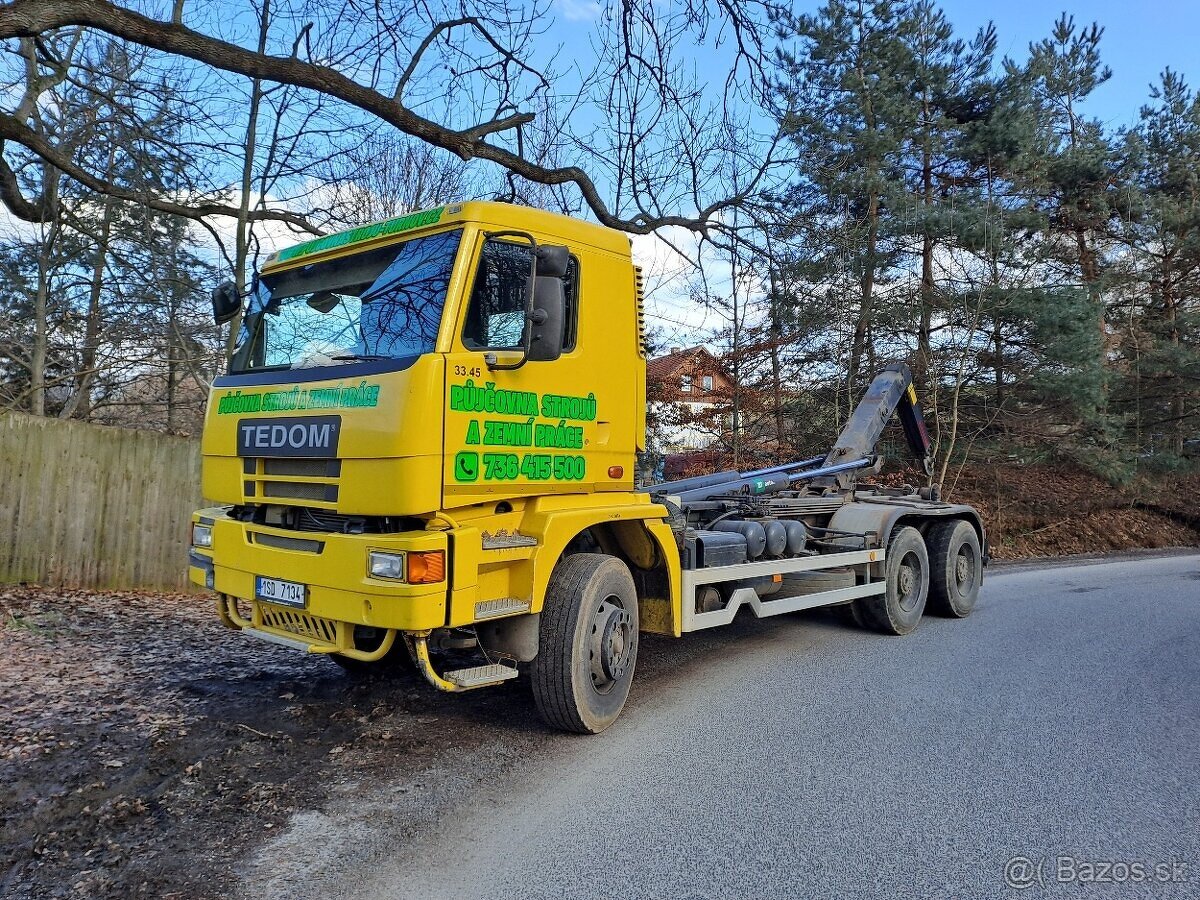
[191,523,213,548]
[368,551,405,580]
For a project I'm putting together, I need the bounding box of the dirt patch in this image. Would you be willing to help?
[0,587,529,900]
[943,465,1200,559]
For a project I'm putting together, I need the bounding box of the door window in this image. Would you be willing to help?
[462,240,578,351]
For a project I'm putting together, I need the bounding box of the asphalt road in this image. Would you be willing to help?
[246,552,1200,900]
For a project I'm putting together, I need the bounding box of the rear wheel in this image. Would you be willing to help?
[530,553,639,734]
[851,525,929,635]
[927,519,982,618]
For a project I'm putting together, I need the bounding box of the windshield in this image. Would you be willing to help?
[232,229,462,373]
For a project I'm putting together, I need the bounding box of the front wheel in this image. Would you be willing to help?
[530,553,639,734]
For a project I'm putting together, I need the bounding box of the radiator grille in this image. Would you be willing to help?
[264,459,331,477]
[250,532,325,553]
[243,457,340,506]
[259,606,338,644]
[263,480,336,502]
[634,265,648,358]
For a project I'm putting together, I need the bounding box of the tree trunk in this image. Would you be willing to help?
[226,0,270,362]
[767,270,785,455]
[1162,265,1183,455]
[30,170,60,417]
[66,184,117,420]
[918,139,934,390]
[850,191,879,393]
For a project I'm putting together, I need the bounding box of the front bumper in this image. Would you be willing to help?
[188,507,448,633]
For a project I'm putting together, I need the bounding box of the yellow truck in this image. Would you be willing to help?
[189,201,986,733]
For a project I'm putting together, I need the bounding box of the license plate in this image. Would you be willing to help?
[255,576,307,608]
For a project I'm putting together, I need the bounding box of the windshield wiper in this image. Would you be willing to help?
[330,353,388,361]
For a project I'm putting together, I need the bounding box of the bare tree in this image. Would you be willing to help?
[0,0,785,238]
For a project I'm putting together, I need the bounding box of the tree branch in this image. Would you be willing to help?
[0,110,320,232]
[0,0,733,234]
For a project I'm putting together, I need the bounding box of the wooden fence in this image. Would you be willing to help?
[0,411,203,591]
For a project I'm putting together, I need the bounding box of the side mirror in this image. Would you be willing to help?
[211,280,242,325]
[306,290,339,314]
[536,244,569,277]
[528,275,565,362]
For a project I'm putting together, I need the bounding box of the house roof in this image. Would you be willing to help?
[646,346,723,382]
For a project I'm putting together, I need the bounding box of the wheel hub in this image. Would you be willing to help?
[590,598,633,691]
[955,551,972,588]
[896,551,924,612]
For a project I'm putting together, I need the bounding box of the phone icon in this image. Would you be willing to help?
[454,451,479,482]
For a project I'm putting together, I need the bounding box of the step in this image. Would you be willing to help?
[474,596,532,620]
[444,663,519,689]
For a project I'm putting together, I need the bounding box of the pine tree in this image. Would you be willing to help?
[1013,16,1118,435]
[1117,70,1200,455]
[890,2,996,389]
[773,0,915,397]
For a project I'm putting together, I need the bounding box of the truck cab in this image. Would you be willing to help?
[190,202,678,727]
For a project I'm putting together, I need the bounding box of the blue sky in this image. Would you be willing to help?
[553,1,1198,126]
[592,0,1200,344]
[911,0,1198,128]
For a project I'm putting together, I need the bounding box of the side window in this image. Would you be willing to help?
[462,240,578,351]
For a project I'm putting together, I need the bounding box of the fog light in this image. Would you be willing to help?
[406,550,445,584]
[368,551,406,581]
[191,524,213,548]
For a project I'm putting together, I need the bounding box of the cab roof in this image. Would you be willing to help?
[261,200,631,274]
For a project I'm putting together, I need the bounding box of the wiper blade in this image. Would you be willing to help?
[331,353,387,361]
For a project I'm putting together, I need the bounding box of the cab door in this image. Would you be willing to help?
[442,232,626,510]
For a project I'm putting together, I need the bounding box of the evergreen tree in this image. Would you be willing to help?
[889,2,995,389]
[0,36,216,429]
[1117,70,1200,454]
[1012,16,1118,433]
[773,0,915,397]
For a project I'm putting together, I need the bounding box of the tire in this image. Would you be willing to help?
[530,553,639,734]
[851,525,929,635]
[332,627,416,677]
[926,519,982,618]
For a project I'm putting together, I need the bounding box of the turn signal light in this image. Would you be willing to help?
[406,550,445,584]
[608,466,624,479]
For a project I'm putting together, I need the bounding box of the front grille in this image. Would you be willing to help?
[259,605,338,644]
[290,507,383,534]
[264,459,334,477]
[243,456,340,506]
[229,504,413,535]
[263,480,337,502]
[250,532,325,553]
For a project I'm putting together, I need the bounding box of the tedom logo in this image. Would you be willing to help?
[236,416,341,458]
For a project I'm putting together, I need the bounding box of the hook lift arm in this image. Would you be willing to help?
[822,362,934,489]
